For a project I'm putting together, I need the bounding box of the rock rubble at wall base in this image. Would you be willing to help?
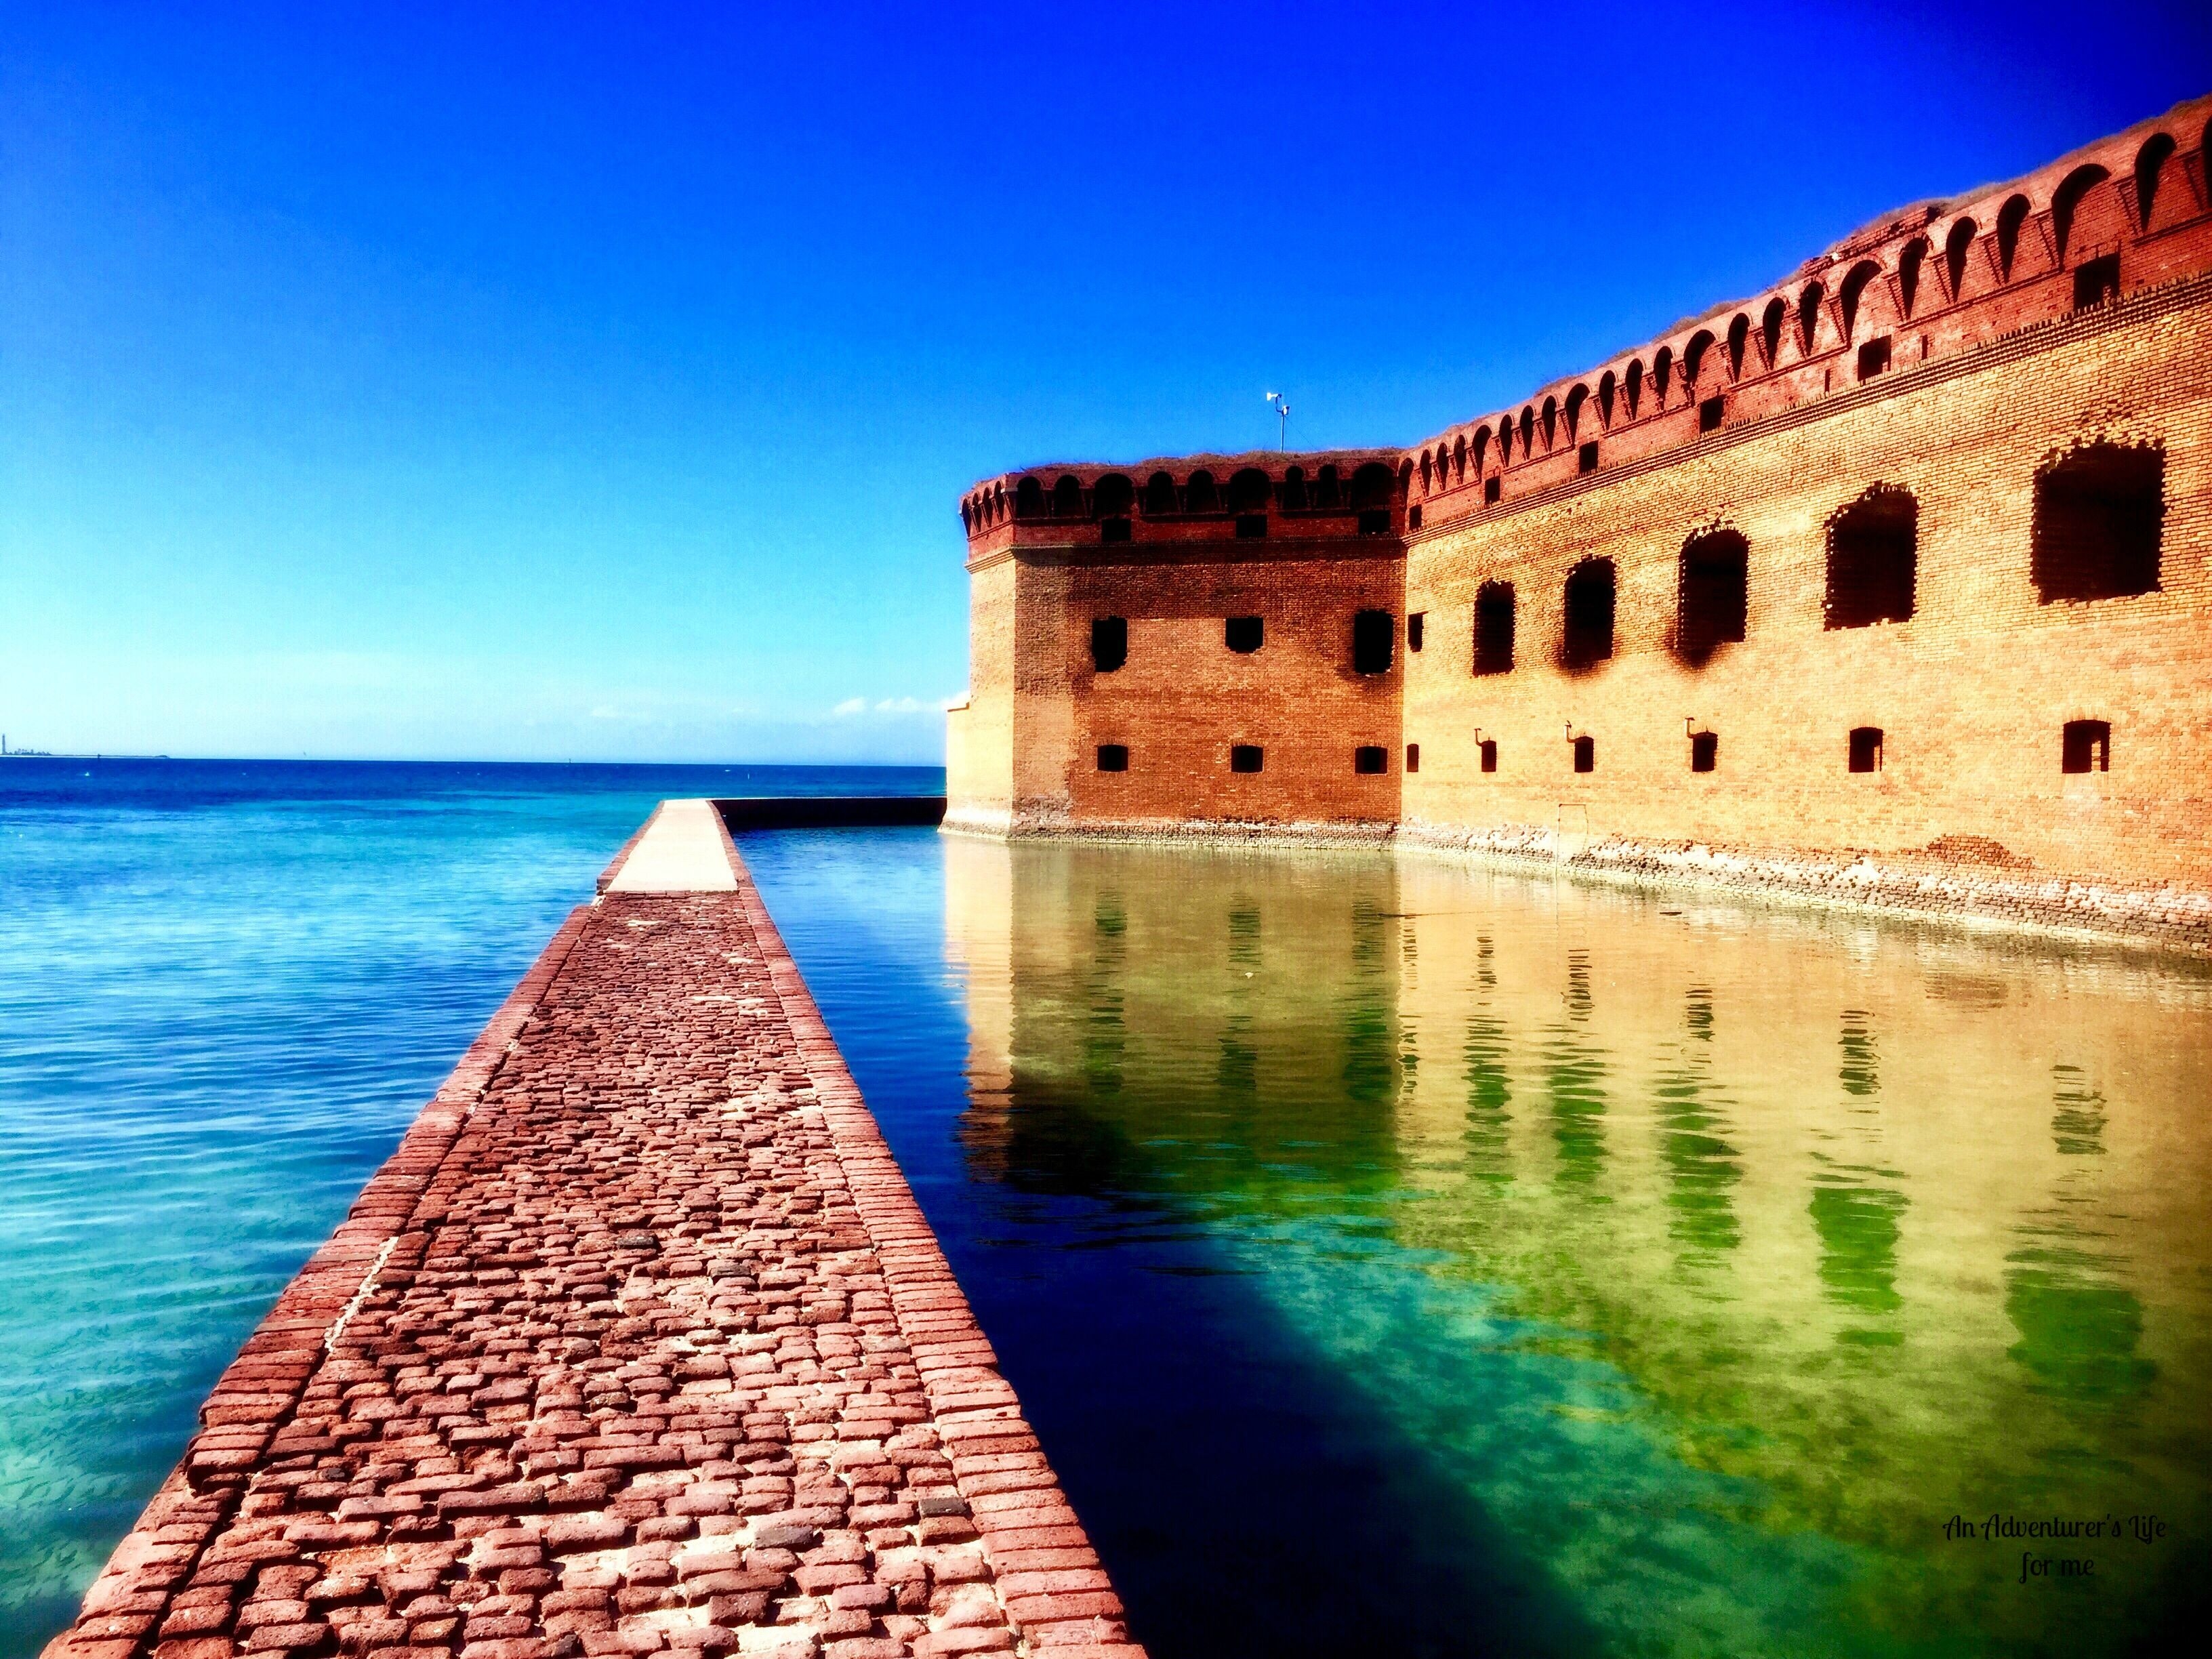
[945,815,2211,956]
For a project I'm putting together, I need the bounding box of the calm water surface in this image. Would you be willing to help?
[744,832,2212,1659]
[0,761,936,1656]
[4,766,2207,1658]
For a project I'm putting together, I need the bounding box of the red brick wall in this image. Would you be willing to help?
[1406,286,2212,886]
[949,97,2212,898]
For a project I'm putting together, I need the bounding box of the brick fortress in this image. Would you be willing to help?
[946,96,2212,947]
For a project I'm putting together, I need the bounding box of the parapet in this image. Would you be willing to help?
[960,449,1409,560]
[1407,93,2212,532]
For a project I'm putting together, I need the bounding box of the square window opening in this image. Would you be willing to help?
[1408,504,1424,529]
[1857,337,1892,381]
[1358,509,1391,536]
[1578,441,1599,474]
[1406,743,1420,773]
[1225,615,1264,654]
[1690,731,1718,773]
[2062,719,2110,774]
[1572,735,1595,773]
[2073,255,2120,310]
[1479,739,1498,774]
[1355,745,1389,775]
[1230,744,1264,775]
[1849,726,1883,773]
[1235,514,1269,539]
[1483,476,1502,504]
[1100,517,1131,544]
[2032,443,2163,602]
[1698,395,1725,432]
[1095,744,1128,773]
[1408,612,1426,652]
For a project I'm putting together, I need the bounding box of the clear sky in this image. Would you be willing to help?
[2,3,2205,762]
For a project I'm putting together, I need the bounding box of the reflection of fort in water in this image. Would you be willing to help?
[943,835,2211,1642]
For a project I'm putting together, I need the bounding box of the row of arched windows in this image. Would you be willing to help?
[1464,443,2163,675]
[1414,122,2205,499]
[962,461,1400,533]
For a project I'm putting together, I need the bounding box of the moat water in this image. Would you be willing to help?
[3,766,2207,1657]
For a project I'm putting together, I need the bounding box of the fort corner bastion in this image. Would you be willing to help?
[945,94,2212,951]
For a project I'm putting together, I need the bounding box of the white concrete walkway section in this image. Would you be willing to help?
[605,798,739,893]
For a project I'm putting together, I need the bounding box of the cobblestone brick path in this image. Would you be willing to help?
[45,843,1142,1659]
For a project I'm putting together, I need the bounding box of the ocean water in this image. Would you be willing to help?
[5,766,2209,1657]
[0,760,935,1656]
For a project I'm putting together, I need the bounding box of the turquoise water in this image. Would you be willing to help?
[5,768,2208,1656]
[0,761,934,1656]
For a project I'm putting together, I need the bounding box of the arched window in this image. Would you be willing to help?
[2135,133,2177,228]
[960,501,973,534]
[1797,282,1825,354]
[2051,165,2112,262]
[1452,435,1467,482]
[1185,470,1220,512]
[1419,451,1435,494]
[1143,471,1177,514]
[1349,462,1395,510]
[1597,371,1617,427]
[1676,528,1748,663]
[1497,420,1513,465]
[1052,474,1084,516]
[1227,468,1272,514]
[1760,298,1786,367]
[1397,459,1415,499]
[1313,464,1341,509]
[991,485,1005,523]
[1563,385,1587,439]
[1015,476,1045,518]
[1995,194,2031,279]
[1897,238,1928,318]
[1839,261,1881,341]
[1684,329,1715,388]
[1944,218,1977,300]
[1519,406,1535,455]
[1652,346,1674,406]
[1281,466,1308,510]
[1561,558,1616,668]
[1625,359,1645,419]
[1540,396,1558,450]
[1825,485,1919,628]
[1726,314,1749,379]
[1092,473,1134,519]
[1472,426,1492,474]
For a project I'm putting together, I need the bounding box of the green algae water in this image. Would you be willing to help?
[746,832,2212,1659]
[7,768,2208,1658]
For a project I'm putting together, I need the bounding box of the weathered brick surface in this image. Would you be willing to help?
[46,825,1141,1659]
[945,94,2212,949]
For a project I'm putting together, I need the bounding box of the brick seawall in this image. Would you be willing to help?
[43,803,1141,1659]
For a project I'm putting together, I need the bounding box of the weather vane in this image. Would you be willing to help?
[1266,391,1290,452]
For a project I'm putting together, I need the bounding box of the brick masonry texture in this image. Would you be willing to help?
[945,95,2212,952]
[44,817,1143,1659]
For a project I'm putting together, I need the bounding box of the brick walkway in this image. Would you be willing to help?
[45,805,1141,1659]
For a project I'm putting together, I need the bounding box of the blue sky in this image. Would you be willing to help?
[2,3,2205,763]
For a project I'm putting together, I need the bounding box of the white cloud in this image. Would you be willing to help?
[830,694,944,718]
